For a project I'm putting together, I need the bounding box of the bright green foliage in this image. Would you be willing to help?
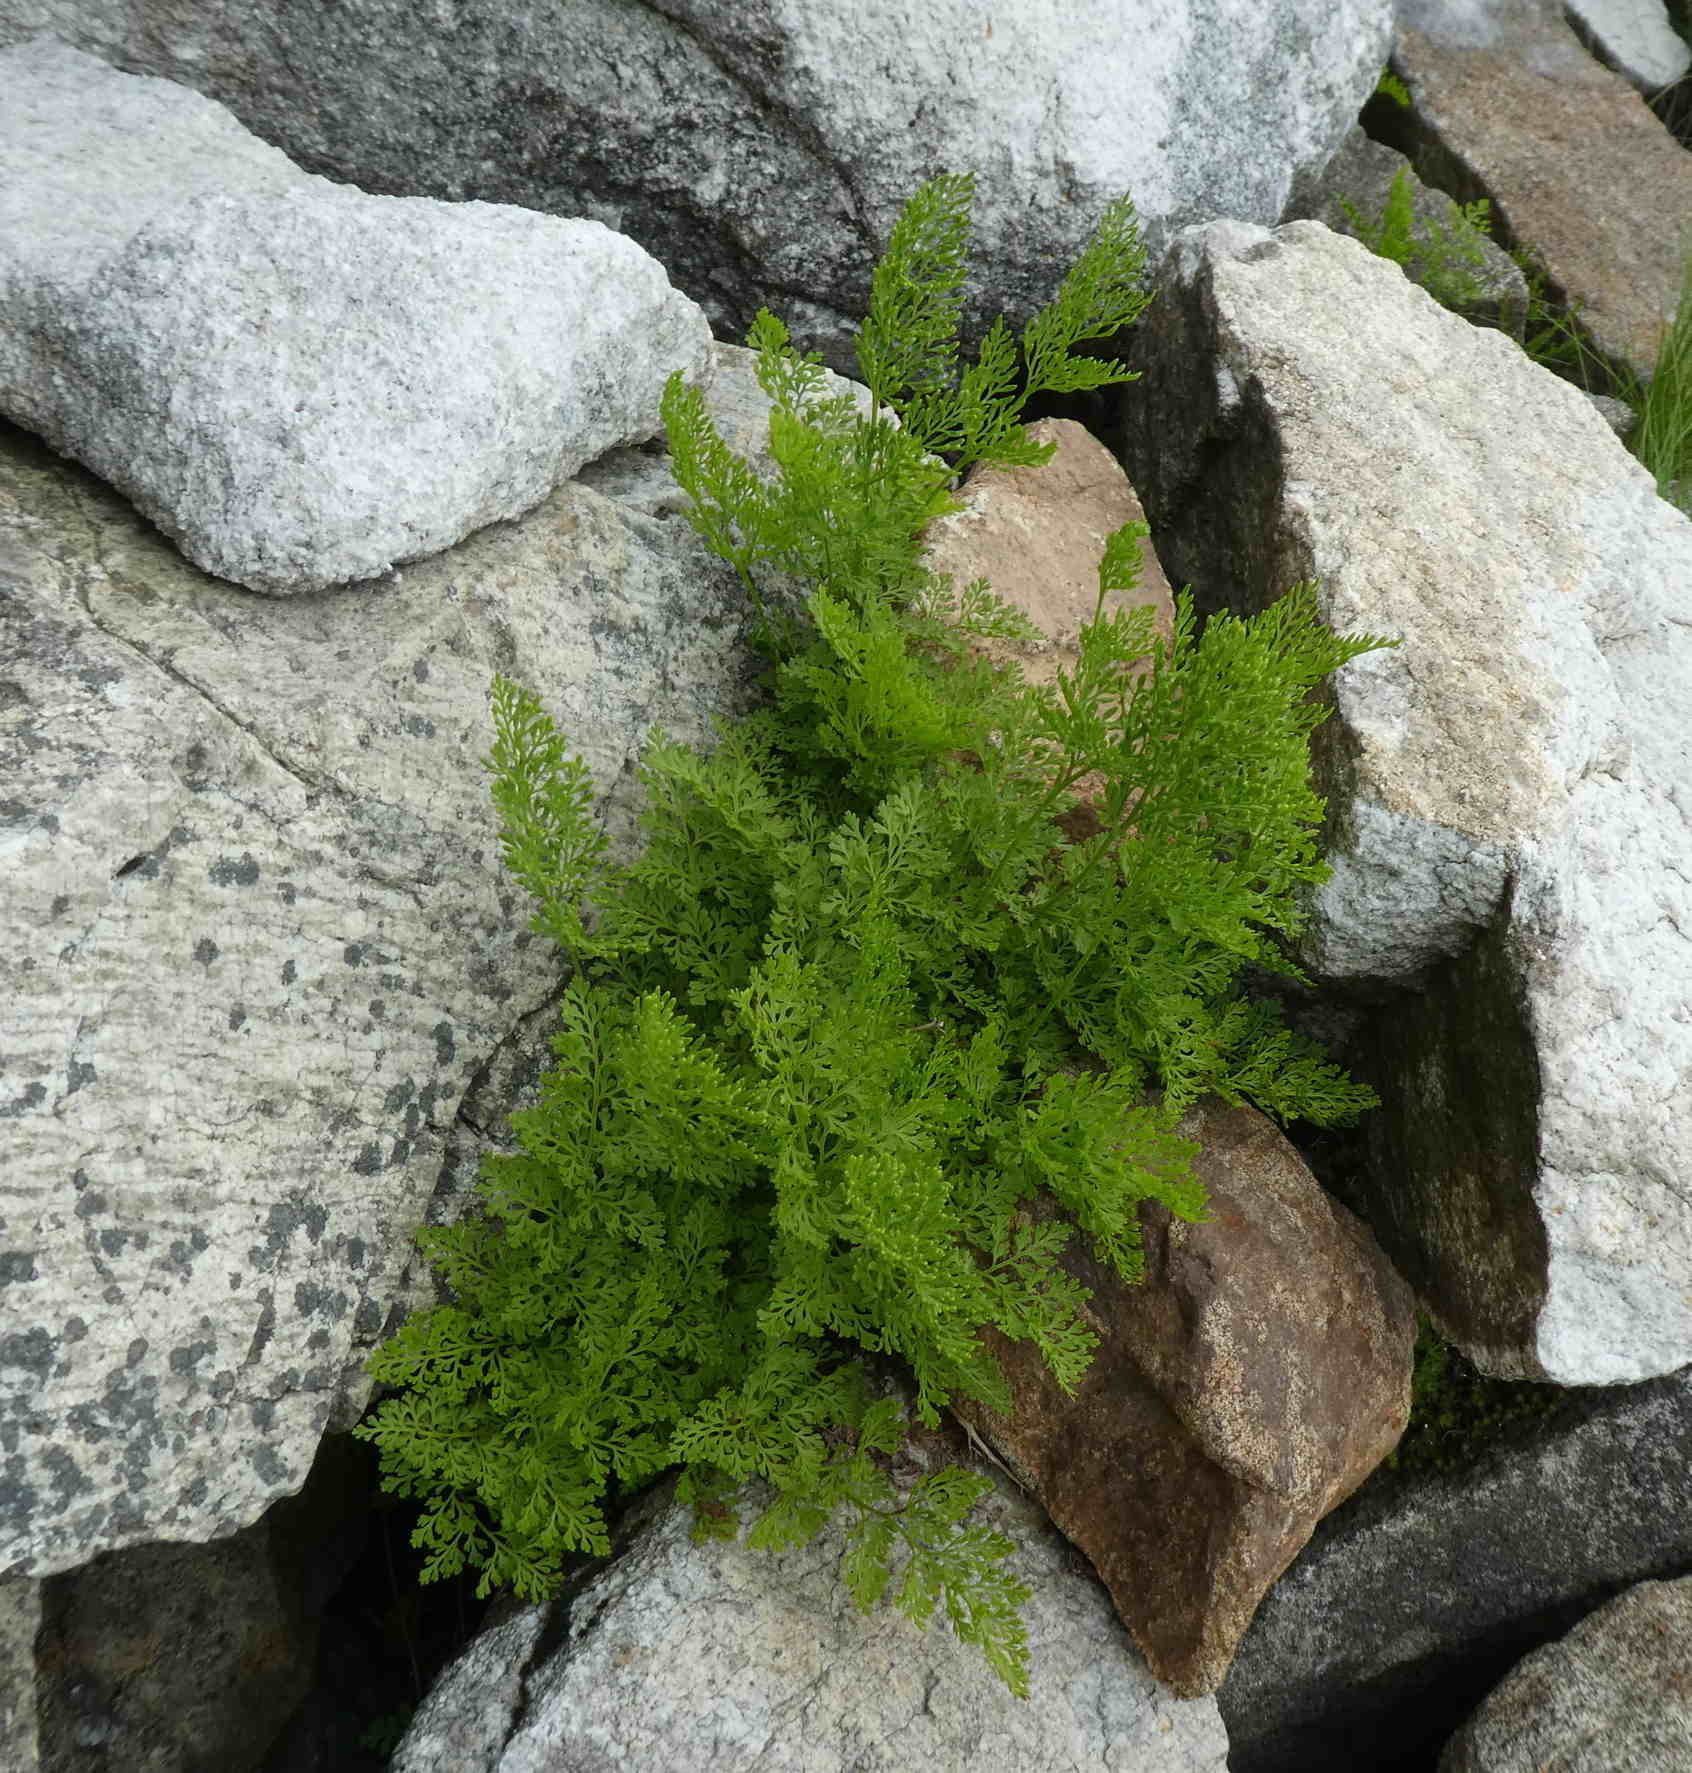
[1342,166,1497,317]
[1627,237,1692,513]
[355,171,1394,1700]
[1374,68,1412,109]
[660,172,1148,667]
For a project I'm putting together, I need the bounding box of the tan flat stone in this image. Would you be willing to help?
[919,417,1176,845]
[1394,4,1692,383]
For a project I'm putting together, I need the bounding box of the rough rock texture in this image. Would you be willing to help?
[29,1430,373,1773]
[1439,1575,1692,1771]
[1564,0,1691,91]
[0,37,713,594]
[1441,1577,1692,1773]
[1384,0,1692,384]
[0,1577,39,1773]
[0,400,779,1577]
[1119,217,1692,1385]
[0,3,1391,374]
[920,417,1176,845]
[1281,123,1527,335]
[1217,1363,1692,1773]
[952,1093,1417,1695]
[391,1462,1233,1773]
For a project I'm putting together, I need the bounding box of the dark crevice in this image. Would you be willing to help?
[254,1433,494,1772]
[1018,341,1138,464]
[1648,69,1692,148]
[1561,0,1692,117]
[497,1598,573,1755]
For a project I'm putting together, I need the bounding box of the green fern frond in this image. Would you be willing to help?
[1343,167,1496,315]
[1018,191,1150,397]
[358,170,1395,1703]
[855,170,976,412]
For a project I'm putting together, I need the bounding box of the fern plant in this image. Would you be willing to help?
[1342,165,1498,317]
[354,172,1395,1700]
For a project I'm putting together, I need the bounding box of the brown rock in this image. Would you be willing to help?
[952,1090,1418,1696]
[1390,3,1692,385]
[918,417,1175,846]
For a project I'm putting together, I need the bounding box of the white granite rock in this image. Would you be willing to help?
[0,407,776,1575]
[1120,218,1692,1384]
[392,1474,1232,1773]
[0,37,714,594]
[1557,0,1689,92]
[0,3,1393,374]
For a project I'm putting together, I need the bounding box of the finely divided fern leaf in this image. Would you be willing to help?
[356,171,1394,1705]
[856,171,976,413]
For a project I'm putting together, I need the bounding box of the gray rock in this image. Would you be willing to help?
[0,403,777,1576]
[1564,0,1691,93]
[1282,124,1528,335]
[1119,217,1692,1385]
[0,37,713,594]
[0,1578,40,1773]
[1217,1365,1692,1773]
[28,1428,375,1772]
[0,2,1393,375]
[35,1516,318,1770]
[1439,1575,1692,1772]
[1586,391,1637,435]
[392,1469,1233,1772]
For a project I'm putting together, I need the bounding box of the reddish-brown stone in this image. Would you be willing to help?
[952,1092,1418,1695]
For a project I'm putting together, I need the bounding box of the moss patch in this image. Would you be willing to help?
[1385,1318,1569,1480]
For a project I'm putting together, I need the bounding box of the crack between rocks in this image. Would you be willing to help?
[72,572,339,808]
[501,1591,578,1755]
[455,1103,494,1140]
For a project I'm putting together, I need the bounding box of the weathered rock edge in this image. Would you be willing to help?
[1120,217,1692,1385]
